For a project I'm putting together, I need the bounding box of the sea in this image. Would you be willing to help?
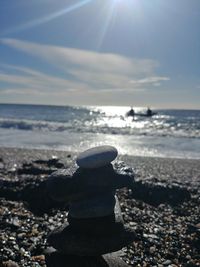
[0,103,199,159]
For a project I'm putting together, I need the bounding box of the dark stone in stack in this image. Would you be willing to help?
[46,252,129,267]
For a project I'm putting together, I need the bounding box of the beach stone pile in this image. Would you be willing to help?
[45,146,135,267]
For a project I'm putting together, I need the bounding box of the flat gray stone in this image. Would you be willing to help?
[47,164,134,203]
[45,251,130,267]
[69,193,116,218]
[76,146,118,169]
[68,197,124,235]
[47,222,136,256]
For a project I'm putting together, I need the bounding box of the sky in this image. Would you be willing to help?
[0,0,200,109]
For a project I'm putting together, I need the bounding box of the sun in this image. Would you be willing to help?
[112,0,133,9]
[113,0,130,4]
[113,0,124,5]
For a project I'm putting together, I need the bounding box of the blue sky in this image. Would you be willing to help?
[0,0,200,108]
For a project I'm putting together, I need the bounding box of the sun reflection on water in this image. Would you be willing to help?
[90,105,153,130]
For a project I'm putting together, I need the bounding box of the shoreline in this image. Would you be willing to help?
[0,146,199,186]
[1,145,200,161]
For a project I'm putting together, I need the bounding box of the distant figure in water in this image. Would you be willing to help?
[128,107,135,116]
[146,107,152,116]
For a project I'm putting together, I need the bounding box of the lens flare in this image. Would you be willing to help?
[1,0,93,36]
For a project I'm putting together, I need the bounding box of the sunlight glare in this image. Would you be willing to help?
[2,0,93,36]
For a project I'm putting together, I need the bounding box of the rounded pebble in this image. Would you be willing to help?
[76,146,118,169]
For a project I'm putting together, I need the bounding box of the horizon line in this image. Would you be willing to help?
[0,102,199,111]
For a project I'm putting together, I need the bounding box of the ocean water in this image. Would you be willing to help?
[0,103,199,159]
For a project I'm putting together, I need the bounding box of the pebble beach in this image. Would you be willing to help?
[0,147,200,266]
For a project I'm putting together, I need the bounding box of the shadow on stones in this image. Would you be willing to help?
[131,181,191,206]
[0,158,191,214]
[0,179,67,215]
[0,158,68,215]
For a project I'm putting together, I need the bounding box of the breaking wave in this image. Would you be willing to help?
[0,116,199,139]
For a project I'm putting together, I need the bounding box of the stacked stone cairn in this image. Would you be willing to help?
[46,146,136,267]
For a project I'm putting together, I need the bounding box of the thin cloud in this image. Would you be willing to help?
[0,64,89,92]
[0,39,170,101]
[130,76,170,86]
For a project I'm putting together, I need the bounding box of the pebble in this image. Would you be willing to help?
[162,259,172,265]
[76,146,118,169]
[2,261,19,267]
[149,246,156,254]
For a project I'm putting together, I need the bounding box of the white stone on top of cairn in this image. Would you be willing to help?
[76,146,118,169]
